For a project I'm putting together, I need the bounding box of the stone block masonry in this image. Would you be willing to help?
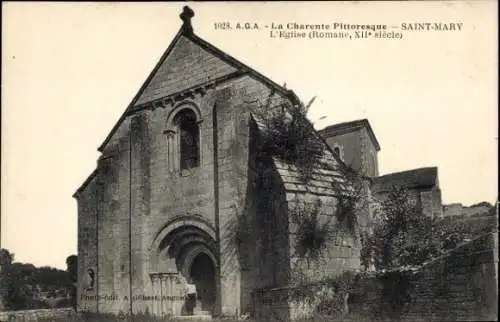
[403,233,498,321]
[344,232,498,321]
[0,309,75,321]
[74,9,363,318]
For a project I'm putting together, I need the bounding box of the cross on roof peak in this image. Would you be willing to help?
[180,6,195,34]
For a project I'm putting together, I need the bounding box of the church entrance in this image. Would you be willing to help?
[189,252,217,314]
[150,219,219,317]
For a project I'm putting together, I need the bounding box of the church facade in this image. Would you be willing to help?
[74,7,366,319]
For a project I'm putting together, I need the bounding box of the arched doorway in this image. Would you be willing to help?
[150,218,219,317]
[189,252,216,313]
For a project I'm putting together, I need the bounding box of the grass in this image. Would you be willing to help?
[37,312,221,322]
[34,311,377,322]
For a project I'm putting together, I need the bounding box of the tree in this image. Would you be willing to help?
[361,186,499,272]
[2,262,34,310]
[0,249,15,310]
[0,251,74,311]
[361,186,439,270]
[0,249,14,267]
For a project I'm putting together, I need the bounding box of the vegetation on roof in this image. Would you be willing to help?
[257,94,324,183]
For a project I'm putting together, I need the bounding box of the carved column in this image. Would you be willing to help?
[150,273,161,316]
[165,130,176,173]
[165,273,177,316]
[159,274,168,316]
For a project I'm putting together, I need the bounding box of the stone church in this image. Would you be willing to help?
[75,6,442,320]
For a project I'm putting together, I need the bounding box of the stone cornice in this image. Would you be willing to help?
[125,70,246,117]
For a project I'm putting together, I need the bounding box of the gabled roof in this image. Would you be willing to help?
[97,18,299,153]
[82,7,352,200]
[372,167,439,193]
[73,169,98,198]
[319,119,381,151]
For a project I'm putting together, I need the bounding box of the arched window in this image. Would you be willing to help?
[333,144,343,161]
[175,109,200,170]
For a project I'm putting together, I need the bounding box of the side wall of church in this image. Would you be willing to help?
[213,85,252,316]
[251,192,363,320]
[251,167,290,290]
[129,113,153,314]
[77,177,98,312]
[96,121,132,315]
[208,75,296,315]
[286,194,361,284]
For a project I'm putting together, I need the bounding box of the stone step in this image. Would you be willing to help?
[176,315,212,321]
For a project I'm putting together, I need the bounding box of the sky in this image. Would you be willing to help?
[1,2,497,269]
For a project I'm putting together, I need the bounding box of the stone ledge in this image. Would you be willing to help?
[0,308,75,322]
[176,315,212,320]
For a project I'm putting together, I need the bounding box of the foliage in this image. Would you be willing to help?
[290,199,331,264]
[331,165,367,239]
[38,312,171,322]
[0,249,73,311]
[37,310,365,322]
[0,249,14,308]
[0,248,14,266]
[360,185,498,271]
[377,270,414,320]
[360,186,440,270]
[220,91,321,274]
[258,95,323,183]
[288,162,368,274]
[313,271,358,318]
[432,211,497,252]
[288,269,415,321]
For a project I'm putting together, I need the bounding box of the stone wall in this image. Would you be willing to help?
[420,187,443,219]
[443,202,495,218]
[251,287,292,321]
[251,232,498,321]
[76,175,98,312]
[359,127,379,177]
[443,203,463,217]
[251,192,363,320]
[0,308,75,321]
[403,232,498,321]
[462,203,494,217]
[129,112,152,314]
[97,131,132,315]
[346,233,499,322]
